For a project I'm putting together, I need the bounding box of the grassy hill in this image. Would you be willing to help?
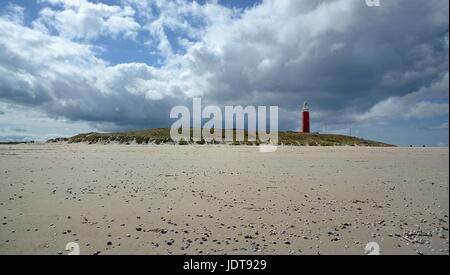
[48,128,394,147]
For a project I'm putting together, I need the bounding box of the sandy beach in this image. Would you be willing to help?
[0,144,448,255]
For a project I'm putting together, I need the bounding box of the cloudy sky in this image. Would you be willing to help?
[0,0,448,146]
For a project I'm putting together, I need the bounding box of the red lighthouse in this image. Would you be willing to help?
[302,102,310,133]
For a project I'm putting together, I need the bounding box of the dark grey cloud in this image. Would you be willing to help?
[183,0,449,129]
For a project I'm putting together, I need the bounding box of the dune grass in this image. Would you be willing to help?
[48,128,394,147]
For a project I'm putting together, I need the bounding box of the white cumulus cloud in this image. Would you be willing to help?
[32,0,141,40]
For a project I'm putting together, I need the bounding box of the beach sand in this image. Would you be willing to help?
[0,144,448,255]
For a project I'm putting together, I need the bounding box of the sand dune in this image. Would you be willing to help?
[0,144,448,255]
